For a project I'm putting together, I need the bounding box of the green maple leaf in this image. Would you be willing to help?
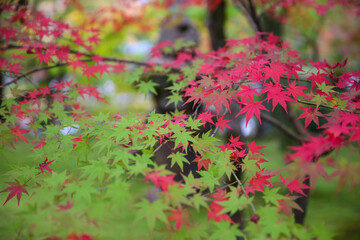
[185,117,203,131]
[191,193,208,211]
[311,94,327,108]
[137,81,158,97]
[80,157,110,183]
[166,92,182,108]
[209,221,246,240]
[125,68,143,84]
[171,129,195,151]
[135,198,169,230]
[263,187,286,207]
[241,156,258,176]
[198,169,219,193]
[169,152,188,171]
[182,172,207,189]
[316,82,335,96]
[219,191,254,215]
[192,131,220,156]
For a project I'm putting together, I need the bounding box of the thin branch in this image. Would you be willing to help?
[286,102,309,140]
[234,0,263,33]
[0,62,69,88]
[260,113,307,142]
[297,99,355,113]
[231,169,256,213]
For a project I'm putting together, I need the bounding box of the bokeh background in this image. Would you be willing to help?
[1,0,360,239]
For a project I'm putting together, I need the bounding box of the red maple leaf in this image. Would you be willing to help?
[297,106,324,129]
[32,138,47,150]
[11,125,30,143]
[82,65,98,80]
[263,61,286,84]
[204,90,231,113]
[0,180,29,205]
[198,111,215,125]
[206,188,234,223]
[167,208,190,230]
[192,155,211,171]
[262,83,293,113]
[71,136,82,149]
[287,81,308,101]
[246,171,273,194]
[234,85,259,102]
[215,116,232,132]
[39,157,55,174]
[68,60,86,72]
[237,98,269,126]
[247,141,265,156]
[67,233,93,240]
[280,175,311,196]
[7,62,24,76]
[144,171,177,192]
[307,71,332,90]
[56,199,73,212]
[34,48,53,66]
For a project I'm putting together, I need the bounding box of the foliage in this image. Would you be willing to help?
[0,1,360,239]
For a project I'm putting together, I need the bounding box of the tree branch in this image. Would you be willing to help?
[260,113,307,142]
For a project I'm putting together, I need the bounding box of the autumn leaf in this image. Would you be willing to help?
[11,125,30,143]
[192,155,211,171]
[280,175,311,196]
[297,106,324,129]
[39,157,55,174]
[167,208,190,230]
[215,116,233,132]
[0,180,29,205]
[237,98,269,126]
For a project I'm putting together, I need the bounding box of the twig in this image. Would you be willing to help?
[297,99,355,113]
[231,169,256,213]
[260,113,307,142]
[286,102,309,140]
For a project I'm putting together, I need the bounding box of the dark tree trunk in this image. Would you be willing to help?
[293,177,310,224]
[207,0,226,50]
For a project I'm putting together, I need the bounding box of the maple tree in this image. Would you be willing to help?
[0,0,360,239]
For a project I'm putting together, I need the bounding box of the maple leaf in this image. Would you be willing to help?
[263,61,286,84]
[11,125,30,143]
[82,65,98,80]
[68,60,86,72]
[297,106,324,129]
[247,140,265,156]
[56,199,73,212]
[7,62,24,76]
[215,116,232,132]
[262,83,293,113]
[234,85,259,102]
[287,81,307,101]
[167,208,190,230]
[280,175,311,196]
[204,90,231,113]
[0,180,29,205]
[198,111,215,125]
[192,155,211,171]
[237,98,269,126]
[32,138,47,150]
[39,157,55,174]
[246,171,273,194]
[34,48,53,66]
[144,171,176,192]
[307,71,332,90]
[67,233,93,240]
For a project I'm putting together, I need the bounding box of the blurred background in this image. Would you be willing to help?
[2,0,360,239]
